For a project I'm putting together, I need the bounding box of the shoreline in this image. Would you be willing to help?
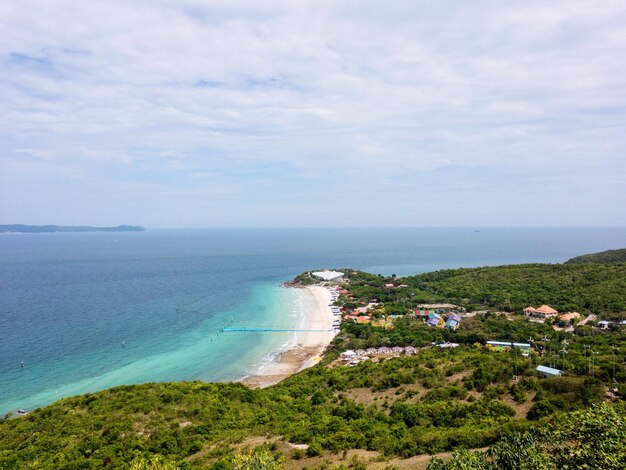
[241,285,336,388]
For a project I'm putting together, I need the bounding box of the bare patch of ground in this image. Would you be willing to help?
[443,370,471,384]
[282,446,489,469]
[502,391,536,419]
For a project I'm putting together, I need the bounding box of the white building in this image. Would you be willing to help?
[536,365,562,377]
[312,270,345,282]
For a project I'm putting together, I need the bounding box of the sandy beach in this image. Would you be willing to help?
[241,285,336,388]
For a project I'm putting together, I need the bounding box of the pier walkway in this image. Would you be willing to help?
[222,327,334,333]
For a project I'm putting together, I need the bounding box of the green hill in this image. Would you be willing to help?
[1,345,621,469]
[565,248,626,264]
[341,263,626,315]
[402,263,626,314]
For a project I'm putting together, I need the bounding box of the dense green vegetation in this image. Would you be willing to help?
[428,402,626,469]
[340,263,626,314]
[565,247,626,264]
[0,343,615,469]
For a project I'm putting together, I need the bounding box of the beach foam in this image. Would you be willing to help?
[241,285,337,388]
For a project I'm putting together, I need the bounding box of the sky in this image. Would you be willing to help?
[1,0,625,228]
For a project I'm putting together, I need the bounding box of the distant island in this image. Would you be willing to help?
[0,224,145,233]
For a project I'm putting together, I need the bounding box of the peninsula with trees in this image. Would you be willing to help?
[0,224,145,233]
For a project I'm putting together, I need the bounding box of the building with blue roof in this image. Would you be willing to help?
[536,365,562,377]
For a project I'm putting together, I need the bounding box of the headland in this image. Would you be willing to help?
[0,224,145,233]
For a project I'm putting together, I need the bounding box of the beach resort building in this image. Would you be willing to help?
[445,314,462,330]
[524,305,558,318]
[536,365,562,378]
[341,350,357,360]
[347,315,371,324]
[559,312,581,322]
[415,309,429,319]
[312,270,345,282]
[426,312,444,328]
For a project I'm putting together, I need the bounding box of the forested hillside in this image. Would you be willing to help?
[334,263,626,315]
[400,264,626,314]
[0,344,620,469]
[565,248,626,264]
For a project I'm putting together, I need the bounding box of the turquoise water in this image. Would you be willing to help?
[2,227,626,414]
[1,284,299,414]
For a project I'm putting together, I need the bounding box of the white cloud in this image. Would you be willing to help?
[1,0,625,226]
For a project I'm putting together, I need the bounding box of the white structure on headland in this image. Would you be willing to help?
[312,270,345,282]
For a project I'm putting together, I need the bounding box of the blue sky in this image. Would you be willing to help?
[1,0,625,227]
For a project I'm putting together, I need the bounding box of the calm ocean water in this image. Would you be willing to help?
[1,227,626,414]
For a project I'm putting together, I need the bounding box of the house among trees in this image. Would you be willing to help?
[340,350,357,360]
[426,312,444,328]
[415,309,430,319]
[524,304,558,318]
[445,314,462,330]
[559,312,581,322]
[536,365,563,377]
[346,315,371,324]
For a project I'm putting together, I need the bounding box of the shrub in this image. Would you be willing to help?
[527,400,554,420]
[306,440,323,457]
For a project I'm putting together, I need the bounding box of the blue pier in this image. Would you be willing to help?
[222,327,334,333]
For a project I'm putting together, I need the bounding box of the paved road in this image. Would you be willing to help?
[578,314,597,326]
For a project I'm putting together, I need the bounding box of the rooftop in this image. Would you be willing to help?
[311,270,345,281]
[536,305,558,314]
[537,365,562,375]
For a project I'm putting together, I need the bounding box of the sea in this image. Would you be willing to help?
[1,227,626,415]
